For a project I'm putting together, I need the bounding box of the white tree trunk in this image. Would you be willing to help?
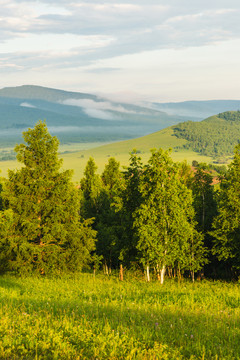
[160,265,166,284]
[146,265,150,282]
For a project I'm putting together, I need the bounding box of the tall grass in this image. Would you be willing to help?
[0,273,240,359]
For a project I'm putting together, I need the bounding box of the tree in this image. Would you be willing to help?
[80,157,124,273]
[102,157,122,192]
[80,157,102,219]
[211,144,240,271]
[192,164,216,233]
[120,150,143,266]
[0,121,96,275]
[133,149,206,283]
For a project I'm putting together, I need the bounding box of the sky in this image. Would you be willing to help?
[0,0,240,102]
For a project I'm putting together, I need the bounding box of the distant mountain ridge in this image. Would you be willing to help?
[151,100,240,119]
[1,85,240,157]
[0,85,98,102]
[0,85,190,147]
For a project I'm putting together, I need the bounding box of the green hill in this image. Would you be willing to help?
[58,128,215,181]
[173,111,240,158]
[1,98,240,181]
[0,126,215,181]
[60,110,240,180]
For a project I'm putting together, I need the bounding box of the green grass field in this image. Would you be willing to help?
[0,273,240,359]
[0,128,216,182]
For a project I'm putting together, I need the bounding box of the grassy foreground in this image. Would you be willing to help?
[0,274,240,359]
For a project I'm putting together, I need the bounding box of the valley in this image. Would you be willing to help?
[0,85,239,181]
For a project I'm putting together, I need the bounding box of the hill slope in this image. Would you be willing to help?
[58,128,214,181]
[2,110,238,180]
[60,110,240,179]
[77,110,240,159]
[173,111,240,157]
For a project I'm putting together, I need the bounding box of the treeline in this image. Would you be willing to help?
[0,150,16,161]
[173,110,240,158]
[0,121,240,282]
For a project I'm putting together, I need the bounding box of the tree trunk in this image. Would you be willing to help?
[146,265,150,282]
[119,264,123,281]
[202,192,205,231]
[156,263,161,281]
[168,267,173,279]
[160,265,165,284]
[104,261,109,275]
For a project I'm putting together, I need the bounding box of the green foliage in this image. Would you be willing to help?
[80,157,102,208]
[80,157,124,271]
[191,164,216,232]
[120,150,144,264]
[133,149,206,280]
[211,143,240,268]
[102,157,122,191]
[173,111,240,157]
[0,121,96,275]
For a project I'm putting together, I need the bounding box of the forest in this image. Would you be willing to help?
[173,110,240,158]
[0,120,240,282]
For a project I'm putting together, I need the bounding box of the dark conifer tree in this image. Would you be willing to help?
[120,150,144,266]
[80,157,124,273]
[0,121,96,275]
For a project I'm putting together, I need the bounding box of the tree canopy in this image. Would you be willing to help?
[133,149,206,283]
[211,143,240,269]
[0,121,96,275]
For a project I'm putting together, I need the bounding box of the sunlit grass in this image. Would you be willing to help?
[0,273,240,359]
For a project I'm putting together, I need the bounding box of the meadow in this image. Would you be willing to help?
[0,273,240,359]
[0,128,216,182]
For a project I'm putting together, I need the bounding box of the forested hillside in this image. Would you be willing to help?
[173,111,240,158]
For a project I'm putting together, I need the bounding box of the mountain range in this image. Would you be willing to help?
[0,85,190,147]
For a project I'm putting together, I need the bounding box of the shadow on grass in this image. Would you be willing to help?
[0,275,23,290]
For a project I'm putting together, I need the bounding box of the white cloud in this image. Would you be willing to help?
[0,34,113,54]
[20,102,36,108]
[61,98,145,120]
[0,0,240,101]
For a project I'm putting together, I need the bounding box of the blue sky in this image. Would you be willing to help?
[0,0,240,102]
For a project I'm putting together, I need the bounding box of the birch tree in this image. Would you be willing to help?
[134,149,205,283]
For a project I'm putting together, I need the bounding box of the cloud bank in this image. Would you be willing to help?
[0,1,240,69]
[0,0,240,101]
[61,98,145,120]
